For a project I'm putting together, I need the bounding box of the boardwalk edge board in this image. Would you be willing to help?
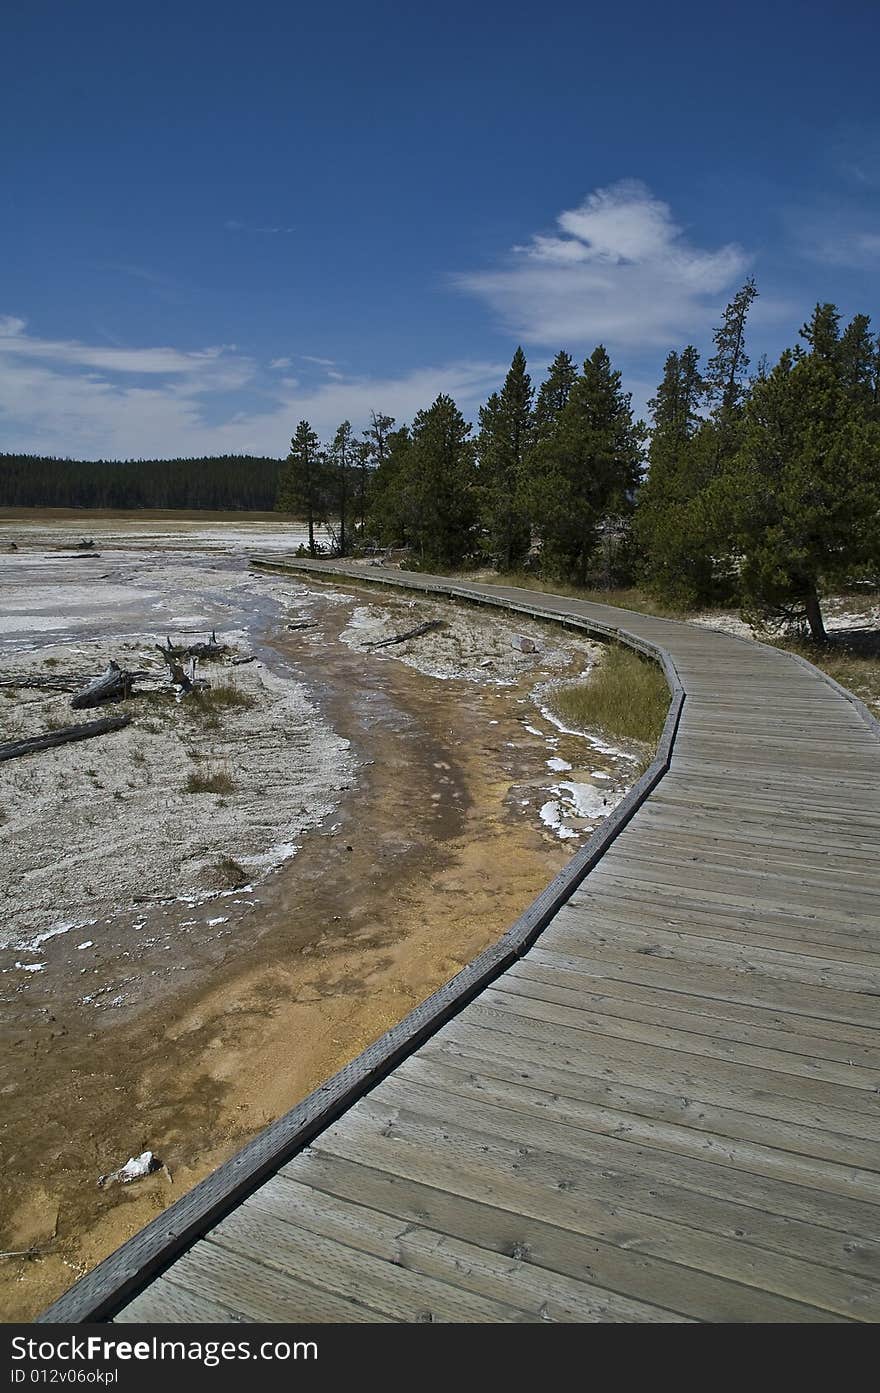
[675,616,879,738]
[39,561,684,1323]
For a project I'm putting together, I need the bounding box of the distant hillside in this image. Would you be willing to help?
[0,453,283,511]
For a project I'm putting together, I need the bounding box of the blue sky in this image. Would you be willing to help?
[1,0,878,459]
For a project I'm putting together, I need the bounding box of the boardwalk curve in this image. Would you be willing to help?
[41,564,880,1323]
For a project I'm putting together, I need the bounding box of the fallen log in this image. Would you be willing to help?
[0,715,131,763]
[365,619,444,649]
[70,662,132,710]
[2,670,154,695]
[0,676,83,693]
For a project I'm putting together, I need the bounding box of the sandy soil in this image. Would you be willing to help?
[0,519,639,1320]
[690,594,880,642]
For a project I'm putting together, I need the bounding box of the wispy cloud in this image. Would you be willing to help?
[795,222,880,270]
[0,315,249,386]
[269,356,292,369]
[224,219,295,234]
[0,315,502,458]
[457,179,751,349]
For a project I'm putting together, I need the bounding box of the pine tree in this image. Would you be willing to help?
[635,347,716,603]
[530,346,643,585]
[705,277,759,417]
[477,347,534,570]
[276,421,328,556]
[722,328,880,640]
[329,420,355,555]
[798,302,841,362]
[366,426,414,546]
[532,351,578,443]
[364,411,396,464]
[351,438,372,533]
[835,313,878,415]
[408,394,478,567]
[351,411,395,537]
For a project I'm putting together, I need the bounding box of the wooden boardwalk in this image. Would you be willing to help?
[43,566,880,1323]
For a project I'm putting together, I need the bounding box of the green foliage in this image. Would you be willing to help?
[529,346,644,585]
[366,426,414,545]
[635,282,761,608]
[477,347,534,570]
[719,327,880,638]
[635,349,718,605]
[276,420,328,556]
[329,419,355,555]
[0,454,282,510]
[705,277,758,417]
[532,351,578,444]
[407,395,479,567]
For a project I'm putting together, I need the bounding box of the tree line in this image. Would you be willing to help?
[0,454,281,511]
[280,282,880,640]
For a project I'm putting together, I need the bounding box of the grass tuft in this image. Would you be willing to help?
[212,855,249,889]
[549,643,670,747]
[197,683,256,711]
[184,766,236,795]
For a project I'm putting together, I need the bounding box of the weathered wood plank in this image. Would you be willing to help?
[237,1178,685,1322]
[510,954,880,1050]
[277,1154,839,1322]
[409,1041,880,1171]
[394,1052,880,1202]
[491,973,880,1069]
[309,1109,869,1318]
[206,1205,538,1322]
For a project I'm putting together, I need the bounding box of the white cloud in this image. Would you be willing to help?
[457,180,751,349]
[0,316,503,458]
[0,316,248,385]
[799,226,880,268]
[269,357,292,369]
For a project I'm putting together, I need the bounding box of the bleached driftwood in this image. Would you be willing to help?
[70,662,133,710]
[0,715,131,762]
[160,631,227,662]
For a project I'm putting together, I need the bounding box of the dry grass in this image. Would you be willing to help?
[549,643,670,747]
[482,572,690,620]
[184,765,236,795]
[211,855,249,889]
[775,636,880,715]
[188,683,256,713]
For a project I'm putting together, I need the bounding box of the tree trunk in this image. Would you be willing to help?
[804,590,828,642]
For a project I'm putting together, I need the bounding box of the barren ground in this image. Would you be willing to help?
[0,517,640,1318]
